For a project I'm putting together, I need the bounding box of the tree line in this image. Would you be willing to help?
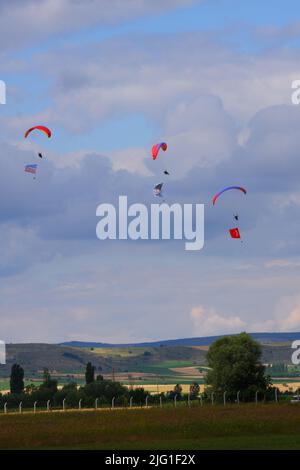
[1,361,202,409]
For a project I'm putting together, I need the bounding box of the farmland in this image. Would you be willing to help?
[1,404,300,449]
[1,337,300,393]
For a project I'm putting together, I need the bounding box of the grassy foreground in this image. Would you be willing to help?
[1,404,300,450]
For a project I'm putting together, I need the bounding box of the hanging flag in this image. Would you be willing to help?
[229,228,241,239]
[25,164,37,175]
[153,182,163,198]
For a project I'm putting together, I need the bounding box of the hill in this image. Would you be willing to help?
[60,332,300,348]
[0,343,112,377]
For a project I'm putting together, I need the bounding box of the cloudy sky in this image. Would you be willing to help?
[1,0,300,343]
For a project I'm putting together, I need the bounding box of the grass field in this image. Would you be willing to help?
[1,404,300,450]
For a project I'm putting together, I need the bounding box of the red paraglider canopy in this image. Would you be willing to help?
[25,126,52,139]
[152,142,167,160]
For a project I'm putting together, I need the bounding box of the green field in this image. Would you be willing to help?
[0,379,44,391]
[1,404,300,450]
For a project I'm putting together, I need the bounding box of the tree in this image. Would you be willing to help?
[190,382,200,398]
[167,384,182,400]
[43,368,51,384]
[174,384,182,395]
[85,362,95,384]
[206,332,271,400]
[130,387,149,405]
[40,368,58,393]
[10,364,24,394]
[143,351,152,357]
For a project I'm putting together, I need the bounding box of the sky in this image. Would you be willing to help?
[1,0,300,343]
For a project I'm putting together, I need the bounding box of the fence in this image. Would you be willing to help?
[1,388,293,415]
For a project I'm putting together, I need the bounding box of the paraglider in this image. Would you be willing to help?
[163,170,170,175]
[213,186,247,242]
[24,125,52,139]
[24,126,51,162]
[212,186,247,205]
[152,142,167,160]
[153,182,163,198]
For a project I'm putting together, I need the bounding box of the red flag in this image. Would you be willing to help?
[229,228,240,239]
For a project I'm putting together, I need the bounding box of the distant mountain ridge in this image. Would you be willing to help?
[60,332,300,348]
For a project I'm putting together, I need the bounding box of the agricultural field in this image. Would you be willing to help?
[1,404,300,450]
[1,339,299,394]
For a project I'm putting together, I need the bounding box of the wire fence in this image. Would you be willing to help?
[1,389,298,415]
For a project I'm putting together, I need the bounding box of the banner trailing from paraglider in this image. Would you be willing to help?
[153,183,163,198]
[24,164,37,175]
[229,228,241,239]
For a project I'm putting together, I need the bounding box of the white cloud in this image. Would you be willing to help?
[109,147,151,176]
[278,306,300,331]
[0,0,199,52]
[273,295,300,332]
[190,305,246,336]
[265,259,300,269]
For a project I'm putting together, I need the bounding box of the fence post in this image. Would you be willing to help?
[95,398,99,410]
[79,399,82,410]
[34,401,37,414]
[111,396,115,409]
[19,401,22,414]
[159,396,162,408]
[47,400,50,412]
[223,391,227,406]
[188,393,191,408]
[199,394,203,407]
[4,402,7,414]
[211,392,214,406]
[275,388,278,403]
[145,396,149,408]
[174,394,178,407]
[63,398,66,411]
[129,396,133,408]
[255,390,258,405]
[237,390,240,406]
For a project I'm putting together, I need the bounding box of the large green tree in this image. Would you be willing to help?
[10,364,24,394]
[206,333,270,399]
